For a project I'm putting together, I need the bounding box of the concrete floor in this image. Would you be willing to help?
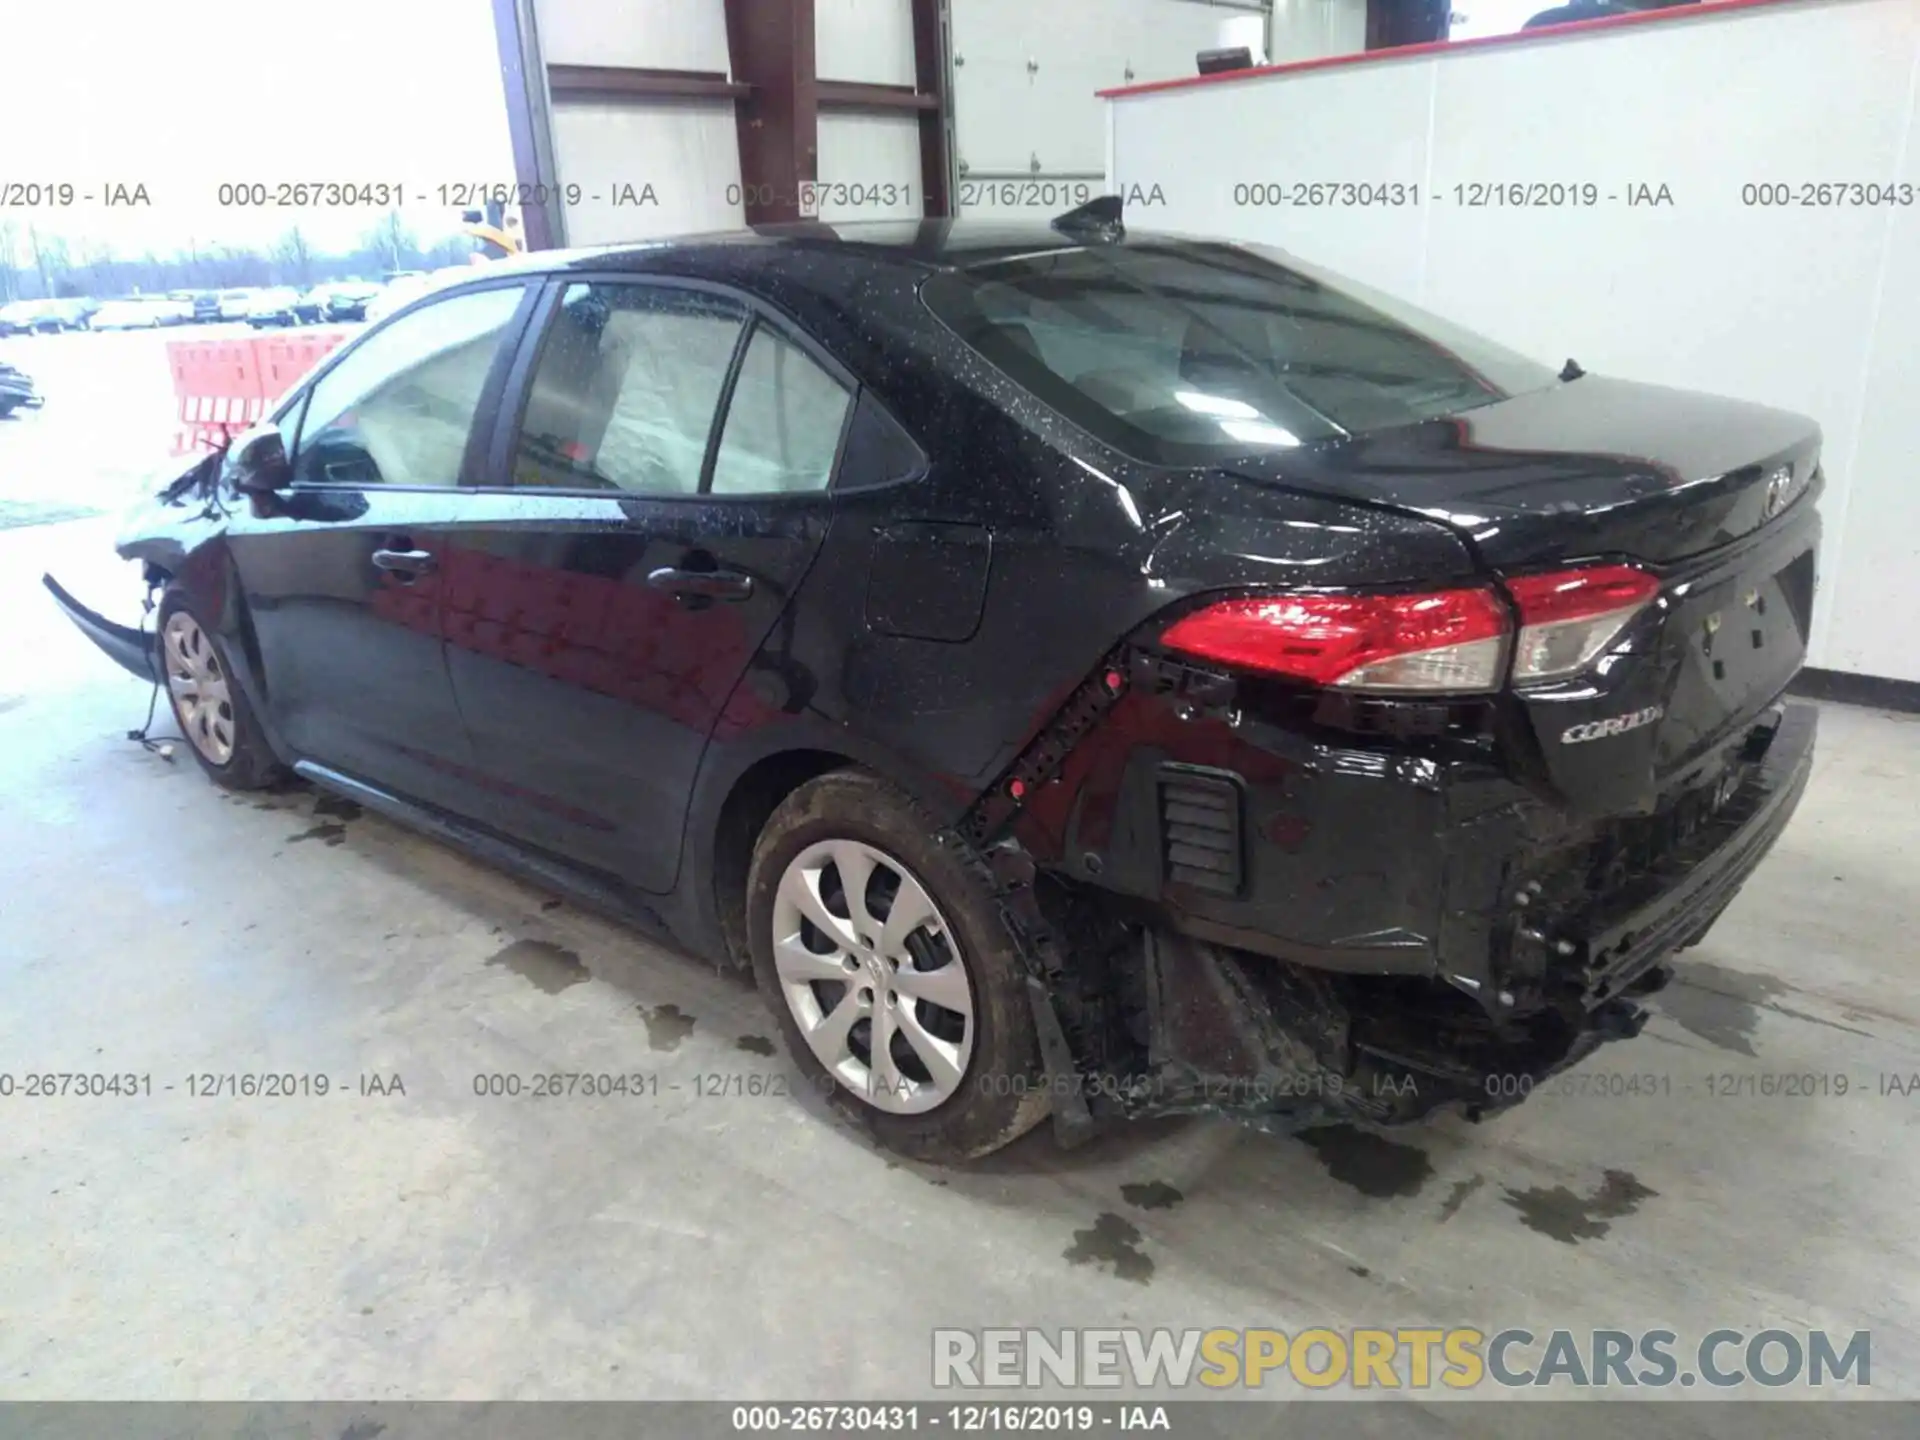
[2,512,1917,1420]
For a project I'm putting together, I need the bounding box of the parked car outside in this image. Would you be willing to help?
[322,282,383,322]
[90,300,162,330]
[46,208,1822,1163]
[170,290,223,324]
[293,287,331,324]
[217,289,260,322]
[0,299,52,335]
[245,288,305,327]
[91,299,188,330]
[0,360,42,417]
[21,298,98,332]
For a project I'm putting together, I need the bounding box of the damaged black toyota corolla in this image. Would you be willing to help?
[46,200,1821,1163]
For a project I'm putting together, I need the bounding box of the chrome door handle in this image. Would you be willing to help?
[371,548,436,575]
[646,567,753,602]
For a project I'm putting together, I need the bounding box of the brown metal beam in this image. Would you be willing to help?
[722,0,818,225]
[910,0,953,217]
[816,80,938,112]
[548,65,752,101]
[489,0,563,249]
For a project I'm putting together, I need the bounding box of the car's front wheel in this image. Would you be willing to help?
[746,770,1049,1163]
[158,591,283,791]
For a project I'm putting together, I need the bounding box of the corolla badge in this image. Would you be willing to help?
[1562,706,1664,744]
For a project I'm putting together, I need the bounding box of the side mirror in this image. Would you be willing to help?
[225,422,292,496]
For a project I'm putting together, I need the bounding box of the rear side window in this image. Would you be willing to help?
[921,241,1559,466]
[512,282,746,495]
[709,327,852,495]
[292,285,524,487]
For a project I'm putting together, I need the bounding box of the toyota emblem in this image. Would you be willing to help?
[1763,467,1793,518]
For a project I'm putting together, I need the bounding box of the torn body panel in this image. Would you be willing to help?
[41,575,156,682]
[42,449,234,684]
[969,604,1817,1140]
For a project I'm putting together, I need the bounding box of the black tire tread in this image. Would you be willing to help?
[746,769,1049,1163]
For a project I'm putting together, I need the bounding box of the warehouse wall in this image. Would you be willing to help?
[522,0,1298,236]
[952,0,1264,216]
[816,0,923,223]
[1269,0,1368,61]
[1105,0,1920,683]
[530,0,743,244]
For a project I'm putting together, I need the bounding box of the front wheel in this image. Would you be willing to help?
[157,591,283,790]
[746,770,1049,1163]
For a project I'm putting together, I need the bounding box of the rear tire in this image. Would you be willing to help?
[156,589,283,791]
[746,770,1049,1163]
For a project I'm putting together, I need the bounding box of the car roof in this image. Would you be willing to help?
[468,216,1178,284]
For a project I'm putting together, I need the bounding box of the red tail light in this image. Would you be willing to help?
[1159,588,1509,693]
[1506,564,1659,683]
[1158,565,1659,694]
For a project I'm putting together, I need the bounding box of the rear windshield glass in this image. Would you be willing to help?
[921,241,1559,466]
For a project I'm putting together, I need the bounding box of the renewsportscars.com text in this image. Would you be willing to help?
[932,1327,1870,1391]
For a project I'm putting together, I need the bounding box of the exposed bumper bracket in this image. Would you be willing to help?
[42,574,156,683]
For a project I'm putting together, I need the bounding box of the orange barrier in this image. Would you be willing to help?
[168,329,352,454]
[254,329,350,399]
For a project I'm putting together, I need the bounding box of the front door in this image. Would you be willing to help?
[226,281,533,812]
[439,279,853,892]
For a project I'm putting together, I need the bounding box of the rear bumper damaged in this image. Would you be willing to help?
[1016,700,1818,1138]
[43,574,156,682]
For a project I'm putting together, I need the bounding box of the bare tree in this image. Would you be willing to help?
[272,226,316,287]
[28,227,77,296]
[0,219,18,301]
[366,211,417,275]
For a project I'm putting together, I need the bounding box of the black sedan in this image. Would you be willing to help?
[0,361,42,417]
[323,282,384,322]
[46,202,1820,1162]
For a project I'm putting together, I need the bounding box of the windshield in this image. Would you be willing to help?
[921,240,1559,466]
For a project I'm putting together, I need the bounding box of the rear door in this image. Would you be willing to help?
[439,277,853,892]
[225,280,536,812]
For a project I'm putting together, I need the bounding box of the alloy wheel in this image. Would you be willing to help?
[162,611,236,765]
[770,838,975,1114]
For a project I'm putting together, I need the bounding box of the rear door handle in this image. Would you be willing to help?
[646,567,753,602]
[371,548,436,576]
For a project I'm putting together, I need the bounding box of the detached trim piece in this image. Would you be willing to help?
[42,575,155,682]
[1790,666,1920,715]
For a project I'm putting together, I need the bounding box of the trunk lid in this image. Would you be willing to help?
[1220,376,1821,569]
[1222,376,1823,814]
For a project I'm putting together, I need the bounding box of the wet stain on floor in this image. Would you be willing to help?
[1655,961,1787,1055]
[1502,1169,1657,1244]
[1297,1124,1434,1198]
[639,1003,696,1051]
[312,794,363,822]
[286,822,347,847]
[1120,1180,1184,1211]
[736,1034,776,1056]
[485,939,589,994]
[1064,1212,1154,1284]
[1657,961,1871,1053]
[1437,1173,1486,1222]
